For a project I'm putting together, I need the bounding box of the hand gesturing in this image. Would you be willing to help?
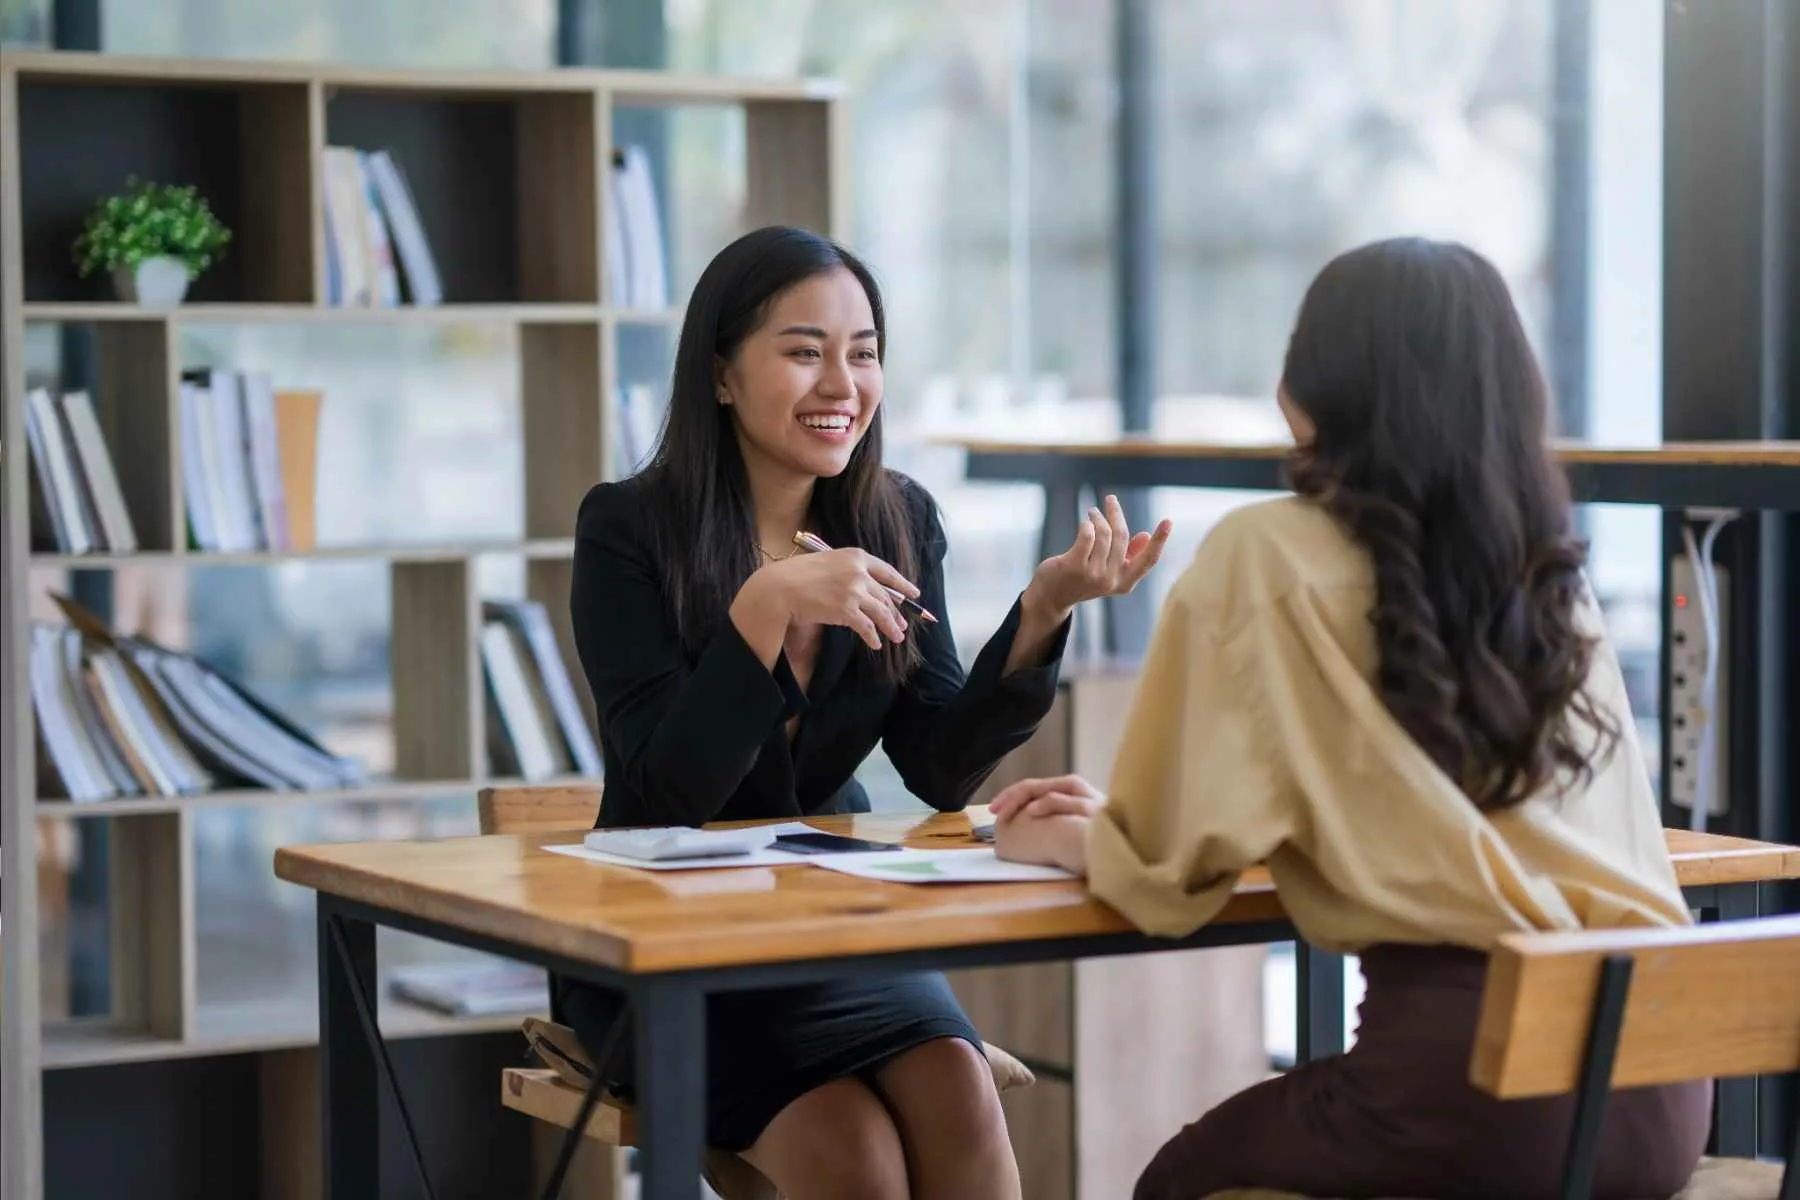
[1028,494,1171,613]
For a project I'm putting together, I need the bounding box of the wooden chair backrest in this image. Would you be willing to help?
[1470,912,1800,1099]
[478,783,603,836]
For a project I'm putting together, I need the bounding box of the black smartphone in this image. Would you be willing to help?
[772,831,900,855]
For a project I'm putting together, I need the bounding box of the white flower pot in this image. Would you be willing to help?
[112,255,191,307]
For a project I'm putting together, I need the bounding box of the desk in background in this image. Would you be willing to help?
[275,815,1800,1200]
[952,437,1800,535]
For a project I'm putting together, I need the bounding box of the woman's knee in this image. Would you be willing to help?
[745,1078,909,1200]
[881,1038,1007,1138]
[876,1037,1018,1195]
[1132,1129,1201,1200]
[1131,1096,1263,1200]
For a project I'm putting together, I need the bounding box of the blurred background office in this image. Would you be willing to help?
[10,0,1670,1135]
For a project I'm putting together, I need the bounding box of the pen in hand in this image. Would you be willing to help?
[791,531,938,625]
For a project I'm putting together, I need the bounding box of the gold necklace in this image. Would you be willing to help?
[756,541,797,563]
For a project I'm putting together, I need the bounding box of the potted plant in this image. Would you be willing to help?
[73,179,231,306]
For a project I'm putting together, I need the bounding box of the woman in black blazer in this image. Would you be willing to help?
[562,225,1170,1199]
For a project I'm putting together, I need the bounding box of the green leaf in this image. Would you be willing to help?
[69,177,232,277]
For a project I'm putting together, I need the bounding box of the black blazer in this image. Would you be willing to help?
[568,473,1070,829]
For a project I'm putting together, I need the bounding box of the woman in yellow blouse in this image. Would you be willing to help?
[992,237,1710,1200]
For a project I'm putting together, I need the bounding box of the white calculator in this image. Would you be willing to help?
[583,826,776,862]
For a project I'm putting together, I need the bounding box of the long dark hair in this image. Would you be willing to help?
[636,225,920,682]
[1280,237,1618,811]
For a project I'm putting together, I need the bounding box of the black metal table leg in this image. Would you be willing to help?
[320,897,379,1200]
[1037,479,1085,562]
[1710,882,1761,1158]
[1296,943,1346,1062]
[634,978,707,1200]
[1040,478,1119,655]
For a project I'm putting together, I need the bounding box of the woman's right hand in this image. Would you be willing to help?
[988,774,1106,822]
[754,547,919,650]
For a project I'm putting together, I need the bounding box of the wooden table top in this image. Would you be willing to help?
[1659,828,1800,885]
[272,815,1800,976]
[944,435,1800,468]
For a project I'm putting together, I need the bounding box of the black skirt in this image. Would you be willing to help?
[556,971,982,1153]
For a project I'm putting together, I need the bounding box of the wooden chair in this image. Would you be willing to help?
[479,782,1037,1200]
[478,784,638,1200]
[1204,913,1800,1200]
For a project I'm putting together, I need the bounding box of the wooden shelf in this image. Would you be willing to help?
[33,774,598,818]
[602,306,684,326]
[3,47,836,104]
[21,301,604,325]
[29,538,575,568]
[599,69,843,106]
[41,997,542,1070]
[39,1023,187,1071]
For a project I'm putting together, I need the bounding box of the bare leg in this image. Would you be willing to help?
[739,1076,909,1200]
[871,1037,1021,1200]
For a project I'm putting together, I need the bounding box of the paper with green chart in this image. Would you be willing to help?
[806,848,1076,884]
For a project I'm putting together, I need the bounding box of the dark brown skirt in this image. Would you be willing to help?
[1134,943,1713,1200]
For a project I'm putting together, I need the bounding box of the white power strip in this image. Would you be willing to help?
[1667,555,1728,817]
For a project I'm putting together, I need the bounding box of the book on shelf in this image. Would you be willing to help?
[24,386,138,555]
[605,144,670,309]
[480,598,601,781]
[321,144,443,307]
[31,594,363,801]
[178,372,319,553]
[388,959,547,1017]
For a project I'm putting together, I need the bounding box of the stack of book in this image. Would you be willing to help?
[480,599,601,781]
[178,371,319,553]
[320,144,443,307]
[604,144,669,309]
[25,387,137,555]
[31,595,363,801]
[388,958,548,1017]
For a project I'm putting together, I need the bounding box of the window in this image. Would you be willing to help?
[31,0,1670,1040]
[1129,0,1665,1059]
[1,0,48,45]
[103,0,554,68]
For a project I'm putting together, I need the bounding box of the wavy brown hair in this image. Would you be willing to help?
[1280,238,1618,811]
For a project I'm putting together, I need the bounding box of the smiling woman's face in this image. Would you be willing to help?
[716,266,883,482]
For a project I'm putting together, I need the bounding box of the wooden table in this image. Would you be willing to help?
[274,814,1800,1199]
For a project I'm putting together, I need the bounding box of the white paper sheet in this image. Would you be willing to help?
[540,822,828,872]
[805,848,1076,884]
[540,824,1061,881]
[543,841,810,871]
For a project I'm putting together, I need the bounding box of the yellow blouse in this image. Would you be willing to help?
[1086,496,1692,950]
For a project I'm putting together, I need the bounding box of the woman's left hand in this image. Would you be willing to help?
[1023,493,1172,619]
